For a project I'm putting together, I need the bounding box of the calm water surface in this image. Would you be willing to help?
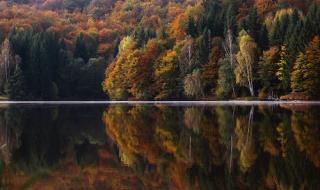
[0,103,320,190]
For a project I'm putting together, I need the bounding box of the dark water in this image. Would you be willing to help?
[0,103,320,190]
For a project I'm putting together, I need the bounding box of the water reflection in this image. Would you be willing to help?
[0,104,320,189]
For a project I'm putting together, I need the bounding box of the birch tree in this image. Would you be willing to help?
[0,38,15,92]
[235,30,257,96]
[223,29,236,97]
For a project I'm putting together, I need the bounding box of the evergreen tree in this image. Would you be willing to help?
[204,0,223,37]
[258,47,280,95]
[224,4,237,36]
[285,9,300,43]
[187,15,197,37]
[6,65,26,100]
[258,24,269,51]
[270,14,289,46]
[291,52,305,92]
[286,20,305,68]
[74,33,89,63]
[303,3,320,43]
[302,36,320,98]
[216,58,234,98]
[276,45,290,92]
[239,8,261,40]
[196,30,209,65]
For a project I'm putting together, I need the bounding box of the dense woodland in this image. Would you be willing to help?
[0,0,320,100]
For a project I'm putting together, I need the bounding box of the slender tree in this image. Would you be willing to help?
[235,30,257,96]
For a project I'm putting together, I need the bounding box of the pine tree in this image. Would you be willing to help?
[258,24,269,51]
[291,52,305,92]
[6,64,26,100]
[269,19,281,46]
[276,45,290,92]
[302,36,320,98]
[224,4,237,36]
[216,58,234,98]
[196,31,209,65]
[270,14,289,46]
[304,3,320,42]
[286,20,305,65]
[285,9,300,43]
[239,8,261,41]
[258,47,280,94]
[74,33,89,63]
[187,15,197,38]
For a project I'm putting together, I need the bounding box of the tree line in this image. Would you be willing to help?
[0,0,320,100]
[103,1,320,100]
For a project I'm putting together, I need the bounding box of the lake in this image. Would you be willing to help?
[0,102,320,190]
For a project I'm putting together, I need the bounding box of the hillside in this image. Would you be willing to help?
[0,0,319,100]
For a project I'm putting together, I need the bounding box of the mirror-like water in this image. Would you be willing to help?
[0,103,320,190]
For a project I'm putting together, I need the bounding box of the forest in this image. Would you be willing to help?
[0,0,320,100]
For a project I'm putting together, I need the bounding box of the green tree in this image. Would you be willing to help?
[270,14,289,46]
[239,8,260,40]
[216,57,234,98]
[302,36,320,98]
[187,15,197,38]
[290,52,305,92]
[201,45,220,96]
[6,65,26,100]
[224,3,237,36]
[276,45,290,92]
[258,47,280,95]
[303,3,320,43]
[258,24,269,51]
[74,33,89,63]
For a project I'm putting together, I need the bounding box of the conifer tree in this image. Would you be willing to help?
[276,45,290,92]
[258,24,269,51]
[216,58,234,98]
[74,33,89,63]
[187,15,197,38]
[291,52,305,92]
[6,64,26,100]
[302,36,320,98]
[224,4,237,36]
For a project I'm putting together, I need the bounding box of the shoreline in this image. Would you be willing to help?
[0,100,319,105]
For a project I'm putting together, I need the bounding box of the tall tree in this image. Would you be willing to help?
[276,45,290,92]
[187,15,197,38]
[303,3,320,43]
[74,33,89,63]
[154,50,180,100]
[302,36,320,98]
[224,3,237,36]
[270,13,290,46]
[258,24,269,51]
[258,47,280,95]
[235,30,257,96]
[239,8,261,41]
[0,38,16,92]
[290,52,305,92]
[223,29,236,97]
[216,57,234,98]
[6,64,26,100]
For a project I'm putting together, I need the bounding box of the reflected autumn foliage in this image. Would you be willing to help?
[0,104,320,189]
[103,104,320,190]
